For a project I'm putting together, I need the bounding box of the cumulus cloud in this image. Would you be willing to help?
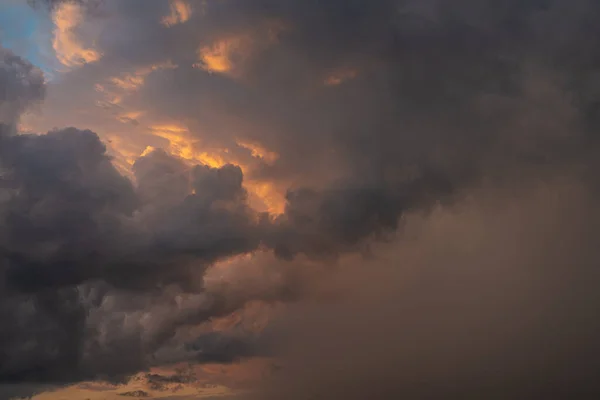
[0,47,268,384]
[0,126,271,384]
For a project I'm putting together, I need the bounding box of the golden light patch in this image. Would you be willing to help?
[324,68,359,86]
[105,133,144,167]
[237,140,279,165]
[150,128,285,213]
[150,124,227,168]
[196,36,246,75]
[103,122,286,214]
[116,110,145,125]
[28,371,235,400]
[109,61,177,93]
[94,83,123,107]
[195,21,287,77]
[52,2,101,67]
[197,151,227,169]
[110,74,145,91]
[161,0,192,27]
[96,61,176,124]
[140,145,157,157]
[150,123,189,136]
[150,123,194,159]
[246,180,286,214]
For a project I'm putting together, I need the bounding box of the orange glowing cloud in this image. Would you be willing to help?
[195,21,287,77]
[246,181,286,214]
[140,145,157,158]
[110,74,145,91]
[150,124,203,161]
[94,83,123,108]
[116,110,145,125]
[105,133,145,168]
[237,140,279,165]
[149,124,227,169]
[109,61,177,93]
[147,126,286,213]
[196,36,247,75]
[52,2,101,68]
[90,114,287,214]
[29,372,235,400]
[94,61,177,123]
[161,0,192,27]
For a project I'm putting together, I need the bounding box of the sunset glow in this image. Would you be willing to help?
[52,2,101,67]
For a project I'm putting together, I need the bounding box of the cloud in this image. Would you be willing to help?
[245,179,600,399]
[0,54,268,384]
[161,0,192,28]
[4,0,600,396]
[0,47,45,125]
[51,1,101,68]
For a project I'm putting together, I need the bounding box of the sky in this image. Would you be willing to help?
[0,0,56,76]
[2,0,600,399]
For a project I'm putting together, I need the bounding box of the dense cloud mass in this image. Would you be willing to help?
[2,0,600,397]
[248,181,600,399]
[0,48,266,386]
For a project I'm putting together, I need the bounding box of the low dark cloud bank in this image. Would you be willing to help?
[2,0,600,398]
[248,181,600,399]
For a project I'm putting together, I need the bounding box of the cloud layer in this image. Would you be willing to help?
[2,0,600,397]
[249,180,600,399]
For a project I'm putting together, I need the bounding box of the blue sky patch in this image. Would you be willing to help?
[0,0,58,78]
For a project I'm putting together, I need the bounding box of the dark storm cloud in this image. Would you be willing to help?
[249,0,600,260]
[0,129,260,294]
[113,0,600,255]
[245,181,600,400]
[3,0,600,396]
[0,131,266,385]
[186,330,269,364]
[0,46,269,385]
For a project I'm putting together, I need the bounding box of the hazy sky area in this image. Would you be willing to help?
[2,0,600,399]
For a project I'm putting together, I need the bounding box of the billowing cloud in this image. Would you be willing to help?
[4,0,600,397]
[245,180,600,399]
[0,128,267,385]
[0,47,267,383]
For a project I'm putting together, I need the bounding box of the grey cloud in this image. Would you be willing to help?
[246,180,600,399]
[0,132,261,293]
[0,46,269,384]
[0,47,45,126]
[27,0,102,11]
[0,137,267,384]
[115,0,599,191]
[186,330,268,364]
[0,126,138,293]
[4,0,600,395]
